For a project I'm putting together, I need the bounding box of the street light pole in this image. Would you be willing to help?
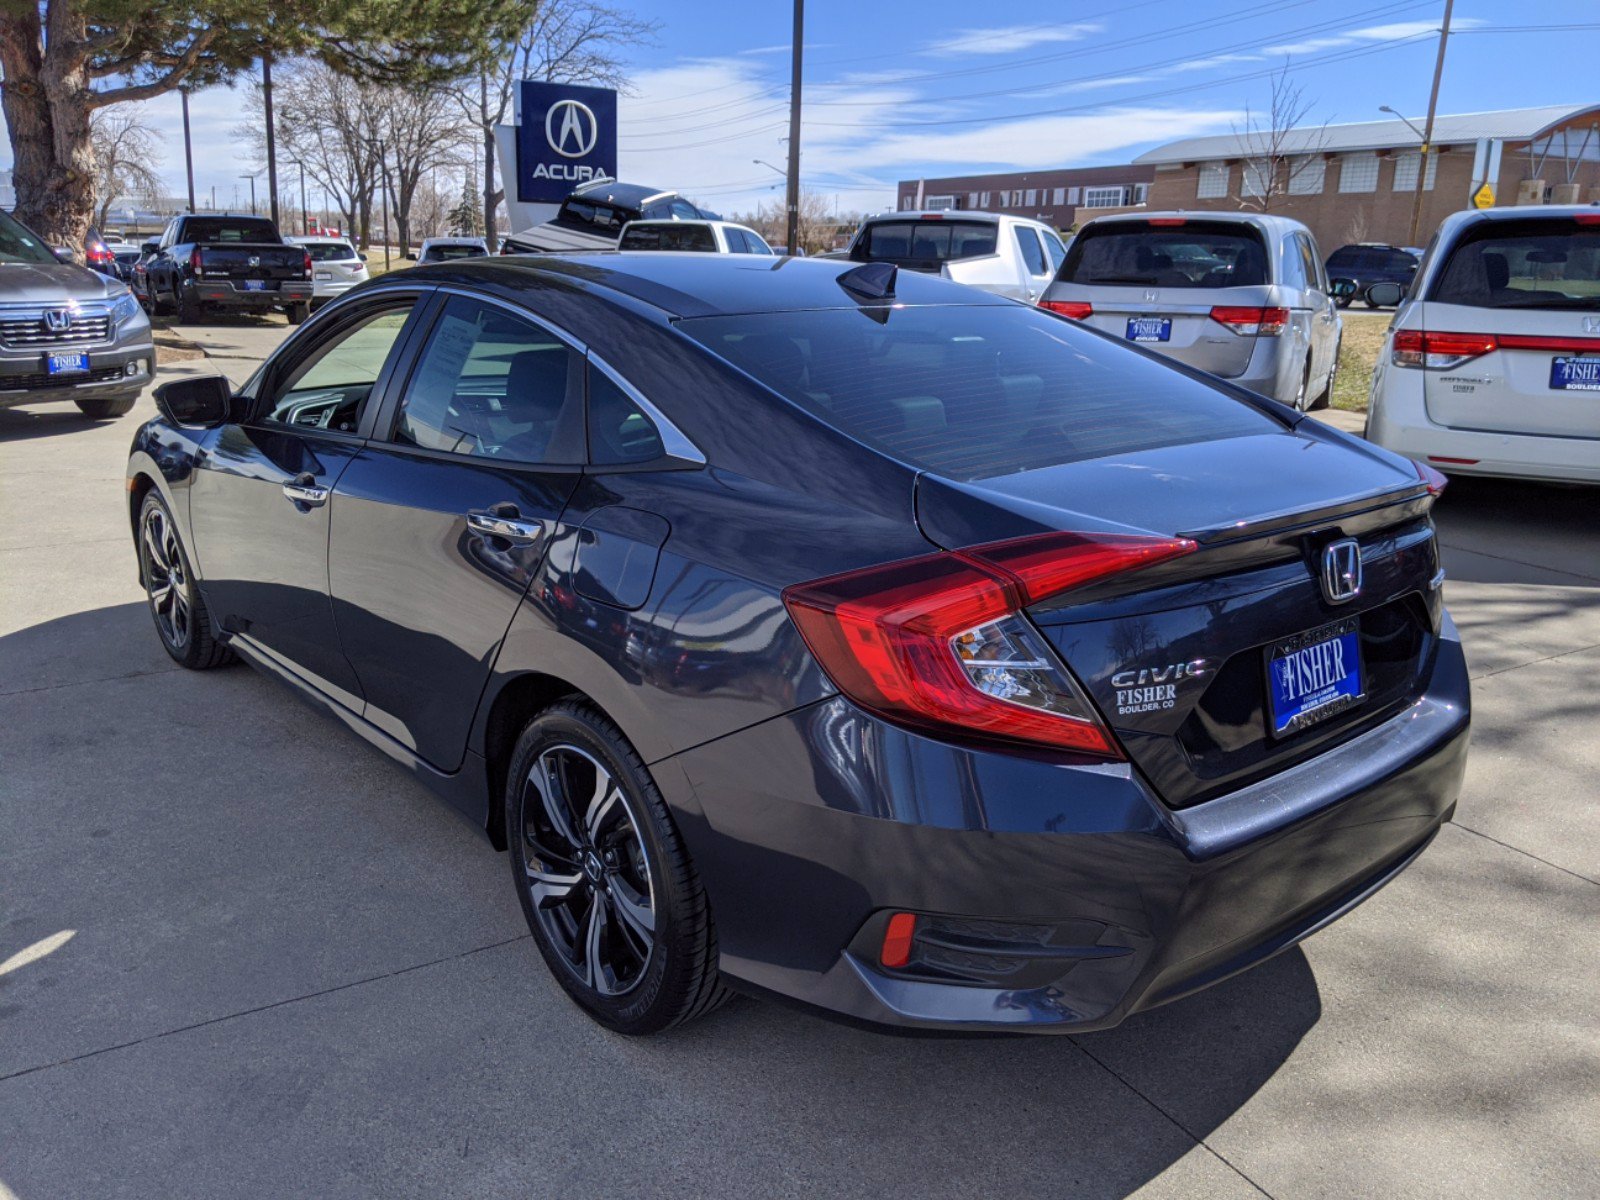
[262,53,282,230]
[240,174,257,215]
[784,0,804,256]
[180,87,197,214]
[1409,0,1454,245]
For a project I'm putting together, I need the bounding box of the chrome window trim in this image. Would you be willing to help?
[586,350,706,466]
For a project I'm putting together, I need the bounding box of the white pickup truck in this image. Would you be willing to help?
[844,210,1068,302]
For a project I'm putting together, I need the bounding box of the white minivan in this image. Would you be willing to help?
[1366,206,1600,484]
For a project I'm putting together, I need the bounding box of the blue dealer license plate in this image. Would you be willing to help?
[1125,317,1171,343]
[1267,617,1364,736]
[47,352,89,375]
[241,279,268,292]
[1550,356,1600,391]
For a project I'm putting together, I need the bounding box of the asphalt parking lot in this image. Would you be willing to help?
[2,317,1597,1199]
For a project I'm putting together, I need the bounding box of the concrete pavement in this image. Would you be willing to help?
[1,322,1596,1199]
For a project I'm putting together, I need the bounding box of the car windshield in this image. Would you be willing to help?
[619,224,718,251]
[1430,218,1600,309]
[1059,221,1268,288]
[0,209,59,265]
[304,242,357,261]
[678,305,1279,481]
[558,200,632,234]
[184,218,278,243]
[851,220,999,269]
[423,244,486,261]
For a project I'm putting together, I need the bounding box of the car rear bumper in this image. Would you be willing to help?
[665,616,1469,1033]
[0,340,155,409]
[186,281,313,310]
[1368,401,1600,483]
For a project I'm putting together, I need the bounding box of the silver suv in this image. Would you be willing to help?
[1,208,154,419]
[847,210,1067,303]
[1041,212,1342,410]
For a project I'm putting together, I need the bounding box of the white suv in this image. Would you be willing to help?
[1366,206,1600,483]
[846,211,1067,303]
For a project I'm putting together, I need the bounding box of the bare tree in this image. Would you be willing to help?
[1230,64,1328,213]
[90,107,166,227]
[451,0,657,249]
[373,84,471,254]
[730,192,856,255]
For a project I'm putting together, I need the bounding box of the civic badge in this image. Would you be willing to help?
[1320,539,1362,605]
[43,308,73,332]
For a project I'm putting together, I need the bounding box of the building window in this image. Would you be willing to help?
[1132,182,1149,204]
[1287,155,1325,195]
[901,195,915,210]
[1066,187,1080,204]
[1241,159,1273,199]
[1052,188,1066,205]
[968,192,979,208]
[1339,152,1379,193]
[1392,151,1438,191]
[979,191,991,207]
[1083,186,1125,209]
[1022,189,1036,205]
[1010,190,1024,206]
[1197,162,1229,199]
[925,194,955,212]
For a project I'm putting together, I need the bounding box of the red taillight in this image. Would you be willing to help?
[1040,299,1093,320]
[87,243,113,266]
[1414,460,1450,495]
[781,531,1196,757]
[1209,305,1288,336]
[1147,217,1187,227]
[881,913,916,968]
[302,248,314,279]
[1574,213,1600,225]
[189,247,204,277]
[1392,329,1497,369]
[918,213,944,220]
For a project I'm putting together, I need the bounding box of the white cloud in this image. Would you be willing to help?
[921,23,1102,58]
[1037,74,1157,98]
[1172,52,1262,73]
[1262,17,1482,58]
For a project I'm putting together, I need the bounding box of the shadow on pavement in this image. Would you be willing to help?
[0,404,125,442]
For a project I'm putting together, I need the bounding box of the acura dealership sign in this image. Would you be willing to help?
[516,81,617,203]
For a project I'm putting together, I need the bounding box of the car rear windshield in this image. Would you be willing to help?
[1327,246,1415,271]
[185,218,279,243]
[619,223,718,252]
[677,305,1279,481]
[304,242,357,261]
[1429,218,1600,309]
[0,210,59,265]
[423,244,486,261]
[1058,221,1268,288]
[851,220,999,270]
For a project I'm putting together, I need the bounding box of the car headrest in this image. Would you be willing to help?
[1482,252,1510,291]
[506,350,568,419]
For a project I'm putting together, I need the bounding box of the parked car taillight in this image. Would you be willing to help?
[782,532,1196,758]
[1040,299,1093,320]
[1209,305,1289,336]
[1391,330,1497,369]
[86,243,114,268]
[302,248,314,279]
[190,247,204,277]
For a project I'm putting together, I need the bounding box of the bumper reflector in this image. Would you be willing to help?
[881,912,917,968]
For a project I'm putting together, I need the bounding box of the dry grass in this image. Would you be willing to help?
[1332,309,1392,412]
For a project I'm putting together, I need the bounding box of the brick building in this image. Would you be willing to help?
[1131,104,1600,251]
[891,164,1154,230]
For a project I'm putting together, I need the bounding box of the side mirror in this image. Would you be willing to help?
[52,246,76,263]
[1328,277,1358,300]
[405,252,418,261]
[142,241,160,257]
[1366,282,1405,307]
[154,374,233,428]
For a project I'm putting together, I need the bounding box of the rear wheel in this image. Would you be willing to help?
[75,394,137,420]
[1310,343,1338,411]
[138,492,233,670]
[1292,357,1312,411]
[286,302,309,326]
[177,285,201,324]
[506,700,728,1035]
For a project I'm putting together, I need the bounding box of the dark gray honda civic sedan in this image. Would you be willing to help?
[125,252,1469,1035]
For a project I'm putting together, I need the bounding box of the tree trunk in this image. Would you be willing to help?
[2,8,91,247]
[482,126,498,249]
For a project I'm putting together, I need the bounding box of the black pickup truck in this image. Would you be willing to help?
[138,213,314,324]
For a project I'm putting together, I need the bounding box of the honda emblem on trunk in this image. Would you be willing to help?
[1320,539,1362,605]
[248,255,261,268]
[1584,315,1600,334]
[43,309,73,332]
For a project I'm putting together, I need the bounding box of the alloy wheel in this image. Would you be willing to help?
[520,744,656,996]
[142,504,191,649]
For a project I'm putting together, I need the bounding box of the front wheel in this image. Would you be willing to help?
[506,700,729,1035]
[138,492,233,670]
[75,394,137,419]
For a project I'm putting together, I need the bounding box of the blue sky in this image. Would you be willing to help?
[8,0,1599,219]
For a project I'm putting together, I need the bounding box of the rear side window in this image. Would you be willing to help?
[588,368,665,464]
[852,220,998,269]
[678,305,1278,481]
[1429,219,1600,309]
[1015,227,1048,275]
[618,223,717,252]
[1059,221,1268,288]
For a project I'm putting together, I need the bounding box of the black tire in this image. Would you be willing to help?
[75,394,137,419]
[1335,294,1352,309]
[506,700,728,1035]
[137,492,234,670]
[1310,345,1337,411]
[178,285,201,324]
[286,302,309,326]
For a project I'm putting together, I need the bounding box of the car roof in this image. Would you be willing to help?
[569,181,673,208]
[864,210,1005,225]
[391,252,1014,320]
[1080,210,1311,236]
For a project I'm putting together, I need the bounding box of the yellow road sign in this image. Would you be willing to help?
[1473,183,1496,210]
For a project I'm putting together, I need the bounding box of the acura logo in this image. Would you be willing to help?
[546,99,599,159]
[43,308,73,332]
[1320,538,1362,605]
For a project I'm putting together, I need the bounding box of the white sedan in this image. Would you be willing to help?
[1366,206,1600,484]
[285,236,368,307]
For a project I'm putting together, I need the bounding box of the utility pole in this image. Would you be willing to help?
[784,0,804,256]
[1409,0,1454,245]
[180,87,197,213]
[262,53,281,230]
[292,160,308,234]
[240,174,257,214]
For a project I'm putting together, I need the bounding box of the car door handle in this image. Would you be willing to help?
[282,473,328,508]
[467,509,543,544]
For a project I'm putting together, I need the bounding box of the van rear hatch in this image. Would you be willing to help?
[850,216,998,273]
[915,432,1444,808]
[1048,218,1276,379]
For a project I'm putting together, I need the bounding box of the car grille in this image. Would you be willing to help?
[0,308,113,348]
[2,365,128,391]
